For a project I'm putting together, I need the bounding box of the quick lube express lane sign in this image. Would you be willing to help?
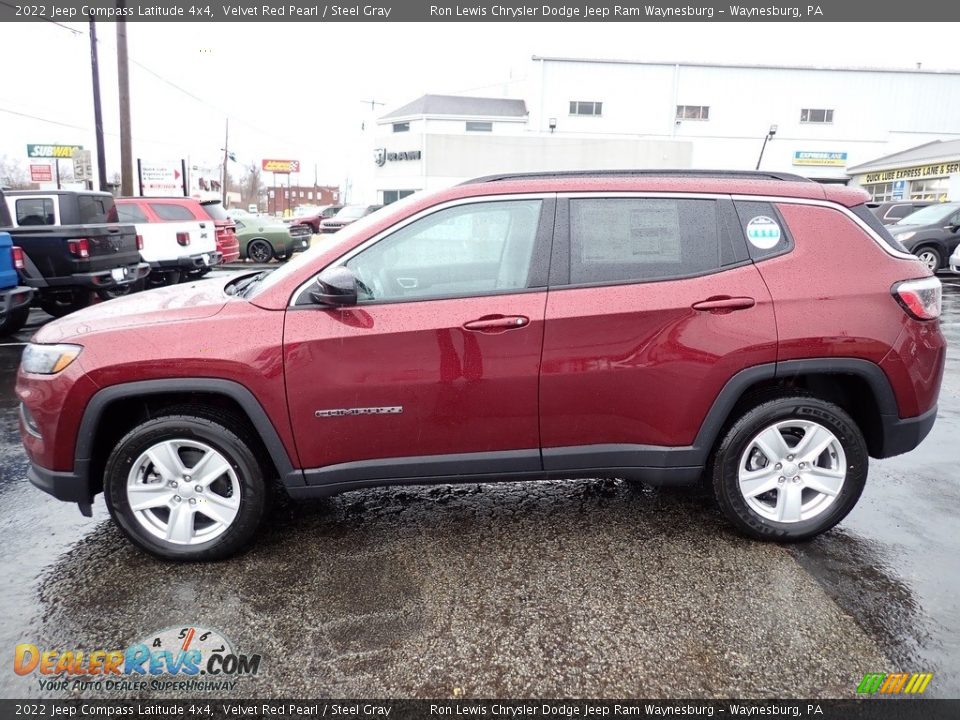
[27,144,83,159]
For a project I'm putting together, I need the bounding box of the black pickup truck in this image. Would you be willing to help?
[1,189,150,317]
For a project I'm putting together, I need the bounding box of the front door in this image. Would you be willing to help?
[283,197,554,485]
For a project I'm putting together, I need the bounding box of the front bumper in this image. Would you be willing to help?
[0,285,34,313]
[950,250,960,273]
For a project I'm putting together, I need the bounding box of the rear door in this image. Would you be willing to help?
[283,196,554,485]
[539,194,778,471]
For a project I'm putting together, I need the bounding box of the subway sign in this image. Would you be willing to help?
[863,161,960,184]
[27,144,84,159]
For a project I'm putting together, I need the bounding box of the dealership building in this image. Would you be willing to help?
[367,57,960,204]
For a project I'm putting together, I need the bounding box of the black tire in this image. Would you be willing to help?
[914,246,941,272]
[103,410,268,561]
[0,305,30,336]
[711,394,868,542]
[247,239,273,263]
[147,270,181,288]
[38,289,90,318]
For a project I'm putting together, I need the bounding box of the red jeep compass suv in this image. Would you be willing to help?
[17,171,945,560]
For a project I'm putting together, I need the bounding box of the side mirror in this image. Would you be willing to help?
[310,266,358,307]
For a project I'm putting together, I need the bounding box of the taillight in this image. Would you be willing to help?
[136,234,144,251]
[176,232,190,246]
[11,246,25,270]
[893,277,941,320]
[67,238,90,258]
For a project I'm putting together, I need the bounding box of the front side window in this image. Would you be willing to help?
[345,200,543,302]
[568,198,720,284]
[15,198,55,226]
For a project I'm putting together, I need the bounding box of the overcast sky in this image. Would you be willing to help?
[1,21,955,187]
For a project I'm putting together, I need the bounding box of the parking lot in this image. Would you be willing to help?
[0,272,957,700]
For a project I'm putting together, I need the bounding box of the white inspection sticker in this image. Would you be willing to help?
[746,216,782,250]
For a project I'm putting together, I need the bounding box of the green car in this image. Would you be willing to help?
[227,208,312,262]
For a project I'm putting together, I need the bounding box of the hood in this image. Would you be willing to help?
[34,276,235,343]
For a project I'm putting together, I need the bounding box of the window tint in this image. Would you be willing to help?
[734,201,794,260]
[15,198,55,226]
[568,198,720,284]
[77,194,117,223]
[117,203,148,223]
[150,203,196,222]
[345,200,542,302]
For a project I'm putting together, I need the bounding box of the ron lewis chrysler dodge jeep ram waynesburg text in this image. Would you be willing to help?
[17,171,945,561]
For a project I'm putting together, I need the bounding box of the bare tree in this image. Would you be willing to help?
[0,155,31,189]
[240,164,263,206]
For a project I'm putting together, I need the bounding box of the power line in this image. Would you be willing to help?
[0,106,187,148]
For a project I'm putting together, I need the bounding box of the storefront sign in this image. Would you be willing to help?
[139,161,184,196]
[793,151,847,166]
[374,148,422,166]
[863,161,960,184]
[29,164,53,182]
[26,143,83,159]
[262,159,300,173]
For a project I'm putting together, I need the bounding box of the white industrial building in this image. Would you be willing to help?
[365,57,960,204]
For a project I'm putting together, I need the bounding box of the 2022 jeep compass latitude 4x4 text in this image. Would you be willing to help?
[17,171,945,560]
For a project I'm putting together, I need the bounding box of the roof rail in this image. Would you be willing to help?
[461,169,815,184]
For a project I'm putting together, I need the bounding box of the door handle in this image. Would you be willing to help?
[463,315,529,332]
[691,296,756,312]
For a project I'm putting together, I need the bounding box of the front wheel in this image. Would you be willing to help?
[711,395,868,542]
[103,411,267,561]
[915,247,941,272]
[247,239,273,263]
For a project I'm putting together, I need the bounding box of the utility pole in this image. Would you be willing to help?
[221,117,229,205]
[88,16,108,191]
[116,3,133,196]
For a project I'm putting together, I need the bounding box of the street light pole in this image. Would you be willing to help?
[88,16,108,191]
[755,124,778,171]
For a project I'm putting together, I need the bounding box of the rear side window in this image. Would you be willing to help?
[885,204,916,221]
[117,203,148,223]
[150,203,196,222]
[568,198,720,284]
[734,201,794,260]
[15,198,55,226]
[77,195,118,223]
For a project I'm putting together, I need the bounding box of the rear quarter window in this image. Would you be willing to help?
[77,195,118,223]
[150,203,197,222]
[734,201,795,260]
[849,204,910,254]
[117,203,148,223]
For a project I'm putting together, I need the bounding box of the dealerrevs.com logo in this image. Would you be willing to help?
[14,625,262,692]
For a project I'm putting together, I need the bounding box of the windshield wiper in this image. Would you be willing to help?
[226,271,269,298]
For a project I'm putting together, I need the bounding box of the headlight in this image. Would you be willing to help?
[894,231,916,241]
[21,344,83,375]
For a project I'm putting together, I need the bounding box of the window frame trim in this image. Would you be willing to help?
[290,193,557,307]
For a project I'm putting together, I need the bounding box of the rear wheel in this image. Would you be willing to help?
[247,239,273,263]
[0,305,30,336]
[915,246,941,272]
[711,395,868,541]
[38,289,90,318]
[103,411,267,561]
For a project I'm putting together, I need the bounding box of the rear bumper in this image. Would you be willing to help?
[31,262,151,289]
[0,285,34,313]
[151,252,223,271]
[877,404,938,459]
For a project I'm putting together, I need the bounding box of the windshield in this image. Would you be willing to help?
[248,195,418,300]
[335,205,369,220]
[895,203,960,226]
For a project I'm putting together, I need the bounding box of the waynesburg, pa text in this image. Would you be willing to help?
[427,4,823,18]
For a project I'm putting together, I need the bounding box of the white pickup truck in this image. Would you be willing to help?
[115,198,222,285]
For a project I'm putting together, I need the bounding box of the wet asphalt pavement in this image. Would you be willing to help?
[0,275,957,700]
